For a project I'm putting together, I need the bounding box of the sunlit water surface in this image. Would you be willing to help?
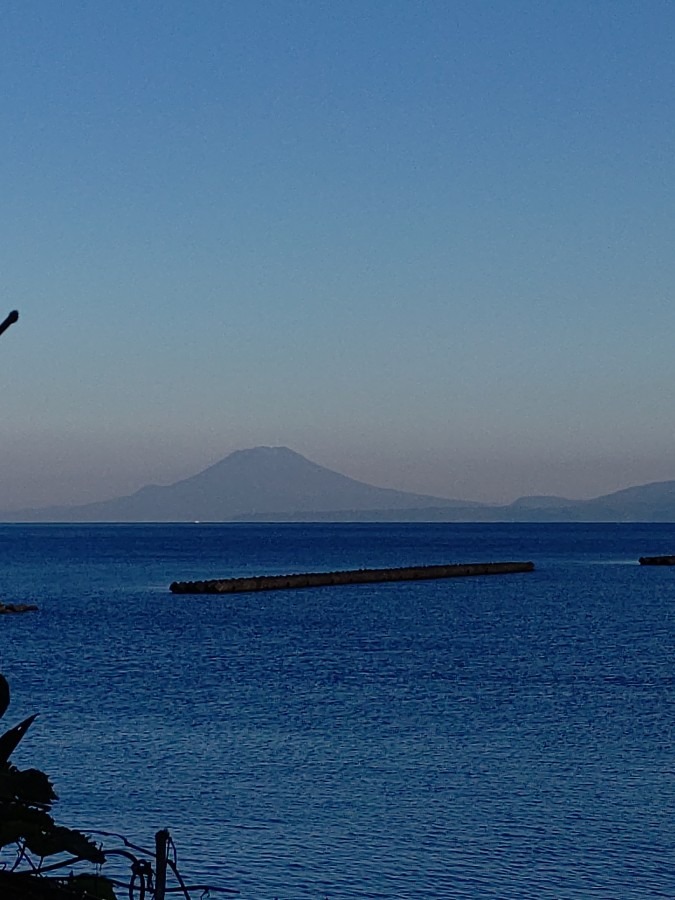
[1,523,674,898]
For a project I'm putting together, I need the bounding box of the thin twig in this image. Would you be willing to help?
[86,829,156,858]
[36,855,86,874]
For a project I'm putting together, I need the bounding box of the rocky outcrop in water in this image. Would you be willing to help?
[0,602,38,614]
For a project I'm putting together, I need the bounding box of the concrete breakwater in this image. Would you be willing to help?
[639,555,675,565]
[170,560,534,595]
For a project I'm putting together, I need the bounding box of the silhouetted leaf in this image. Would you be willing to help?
[0,675,9,720]
[0,800,55,832]
[0,804,59,854]
[0,715,38,763]
[26,824,105,864]
[11,768,58,807]
[0,816,26,848]
[0,767,17,801]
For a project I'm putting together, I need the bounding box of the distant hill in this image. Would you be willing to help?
[507,495,577,510]
[2,447,675,522]
[469,481,675,522]
[0,446,476,522]
[562,480,675,522]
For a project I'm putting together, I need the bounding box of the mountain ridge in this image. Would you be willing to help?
[1,446,674,522]
[0,446,476,522]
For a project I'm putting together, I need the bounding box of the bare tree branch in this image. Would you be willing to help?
[0,310,19,337]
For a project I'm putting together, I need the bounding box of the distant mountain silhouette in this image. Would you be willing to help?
[559,480,675,522]
[434,481,675,522]
[1,446,476,522]
[2,447,675,522]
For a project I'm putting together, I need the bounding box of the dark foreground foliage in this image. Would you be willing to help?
[0,674,116,898]
[0,674,233,900]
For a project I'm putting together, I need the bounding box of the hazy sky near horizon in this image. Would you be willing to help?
[1,0,675,509]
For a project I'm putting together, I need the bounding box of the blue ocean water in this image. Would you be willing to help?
[1,522,674,899]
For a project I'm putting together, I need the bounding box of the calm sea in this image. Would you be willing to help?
[1,523,674,899]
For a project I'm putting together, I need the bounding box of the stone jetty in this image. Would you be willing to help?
[170,560,534,595]
[639,555,675,566]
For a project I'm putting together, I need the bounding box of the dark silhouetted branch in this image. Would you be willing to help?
[0,309,19,337]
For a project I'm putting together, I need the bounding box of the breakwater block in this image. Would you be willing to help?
[639,555,675,566]
[0,602,38,614]
[170,560,535,595]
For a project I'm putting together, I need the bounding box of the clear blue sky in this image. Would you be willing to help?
[1,0,674,508]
